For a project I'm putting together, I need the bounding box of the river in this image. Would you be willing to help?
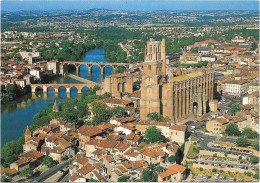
[1,49,112,147]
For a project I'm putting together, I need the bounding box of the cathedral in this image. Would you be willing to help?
[140,38,215,122]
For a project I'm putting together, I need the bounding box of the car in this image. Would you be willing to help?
[229,160,232,163]
[201,138,204,141]
[58,170,64,174]
[202,175,207,179]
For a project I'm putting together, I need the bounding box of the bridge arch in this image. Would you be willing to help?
[114,65,127,73]
[70,86,78,99]
[47,86,55,97]
[58,86,67,99]
[89,64,102,75]
[103,65,113,76]
[81,86,89,94]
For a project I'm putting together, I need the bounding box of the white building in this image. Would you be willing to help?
[224,80,249,97]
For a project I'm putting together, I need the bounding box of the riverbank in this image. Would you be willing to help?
[1,48,110,147]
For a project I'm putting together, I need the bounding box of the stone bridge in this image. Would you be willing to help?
[63,61,131,75]
[31,83,102,94]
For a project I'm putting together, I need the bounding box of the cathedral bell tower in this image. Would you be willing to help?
[25,125,31,142]
[140,38,167,120]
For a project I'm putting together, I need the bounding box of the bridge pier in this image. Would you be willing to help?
[66,88,70,93]
[32,87,36,93]
[55,88,59,93]
[43,92,48,99]
[43,86,47,93]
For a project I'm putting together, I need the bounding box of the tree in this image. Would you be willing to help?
[168,155,176,163]
[42,156,55,168]
[89,178,99,182]
[251,42,258,50]
[1,173,12,182]
[118,175,128,182]
[250,157,259,164]
[111,107,126,118]
[1,139,23,168]
[20,168,33,178]
[242,128,258,139]
[142,169,153,182]
[236,137,249,147]
[145,126,166,144]
[225,123,240,136]
[147,112,170,122]
[212,168,217,172]
[229,103,240,116]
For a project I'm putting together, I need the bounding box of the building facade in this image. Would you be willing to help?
[140,39,215,121]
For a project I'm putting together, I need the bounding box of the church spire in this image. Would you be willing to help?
[25,125,31,142]
[52,100,60,113]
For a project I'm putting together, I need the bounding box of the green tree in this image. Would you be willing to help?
[20,168,33,178]
[113,66,126,74]
[118,175,128,182]
[89,178,99,182]
[168,155,176,163]
[251,42,258,50]
[242,128,258,139]
[236,137,249,147]
[225,123,240,136]
[111,107,126,118]
[147,112,170,122]
[1,173,12,182]
[229,103,240,116]
[191,47,198,53]
[250,157,259,164]
[1,138,23,168]
[42,156,55,168]
[142,169,153,182]
[212,168,217,172]
[145,126,166,144]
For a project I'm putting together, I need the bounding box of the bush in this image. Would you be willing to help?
[250,157,259,164]
[225,123,240,136]
[236,137,249,147]
[168,155,176,163]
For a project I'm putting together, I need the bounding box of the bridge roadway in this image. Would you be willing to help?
[66,73,97,84]
[31,83,102,93]
[63,61,131,74]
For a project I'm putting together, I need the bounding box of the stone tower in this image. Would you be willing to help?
[140,39,215,122]
[140,39,167,120]
[52,100,60,113]
[25,125,31,142]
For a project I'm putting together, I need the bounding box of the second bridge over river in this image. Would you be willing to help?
[63,61,132,75]
[31,83,103,94]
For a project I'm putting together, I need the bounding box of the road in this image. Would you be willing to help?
[32,159,72,182]
[192,132,258,158]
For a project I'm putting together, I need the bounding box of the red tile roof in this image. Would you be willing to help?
[169,125,187,131]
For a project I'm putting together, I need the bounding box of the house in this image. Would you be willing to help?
[158,164,187,182]
[168,125,187,144]
[77,164,95,180]
[10,159,30,172]
[223,79,249,97]
[0,167,19,181]
[110,116,136,126]
[206,117,229,134]
[19,149,44,169]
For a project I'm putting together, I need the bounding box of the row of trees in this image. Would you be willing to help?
[1,83,30,104]
[38,41,95,61]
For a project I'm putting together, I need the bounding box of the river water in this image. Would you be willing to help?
[1,49,112,147]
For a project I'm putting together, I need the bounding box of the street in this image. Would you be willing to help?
[192,132,258,158]
[32,158,72,182]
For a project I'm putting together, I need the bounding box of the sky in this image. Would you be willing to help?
[2,1,259,12]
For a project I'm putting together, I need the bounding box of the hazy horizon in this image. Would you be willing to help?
[2,1,259,12]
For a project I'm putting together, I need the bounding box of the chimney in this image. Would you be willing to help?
[161,39,166,75]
